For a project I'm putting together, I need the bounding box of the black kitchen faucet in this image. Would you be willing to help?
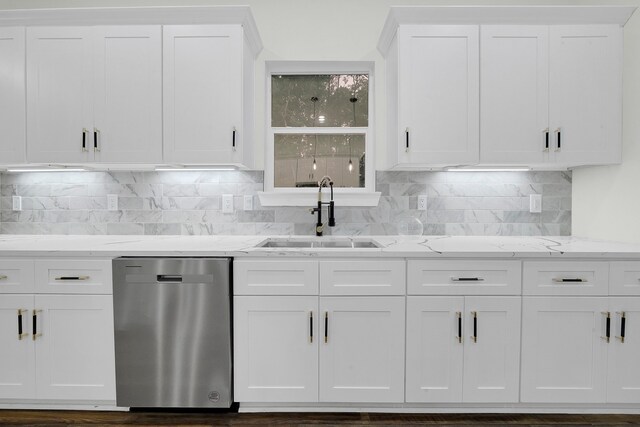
[310,176,336,237]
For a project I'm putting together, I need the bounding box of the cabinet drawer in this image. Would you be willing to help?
[523,261,609,296]
[407,260,521,295]
[0,260,34,294]
[234,260,318,295]
[610,261,640,295]
[34,259,113,294]
[319,260,405,295]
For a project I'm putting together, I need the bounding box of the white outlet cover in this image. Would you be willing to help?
[243,195,253,211]
[107,194,118,211]
[12,196,21,211]
[529,194,542,213]
[222,194,234,213]
[418,195,428,211]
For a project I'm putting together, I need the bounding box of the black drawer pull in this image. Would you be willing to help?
[451,277,484,282]
[552,278,587,283]
[55,276,90,281]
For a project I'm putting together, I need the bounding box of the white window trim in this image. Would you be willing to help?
[258,61,380,207]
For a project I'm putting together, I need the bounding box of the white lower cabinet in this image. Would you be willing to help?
[319,297,405,403]
[607,298,640,403]
[406,296,521,403]
[0,295,35,399]
[521,297,609,403]
[234,296,318,403]
[234,295,405,403]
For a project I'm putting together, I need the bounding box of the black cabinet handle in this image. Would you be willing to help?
[451,277,484,282]
[544,128,549,151]
[55,276,89,281]
[32,309,41,341]
[93,128,100,152]
[552,278,587,283]
[17,309,27,340]
[456,311,462,344]
[602,311,611,343]
[471,311,477,343]
[555,128,562,152]
[405,128,410,152]
[309,311,313,343]
[232,127,237,151]
[82,128,88,152]
[324,311,328,344]
[617,311,626,343]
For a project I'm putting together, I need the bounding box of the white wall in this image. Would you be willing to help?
[2,0,639,241]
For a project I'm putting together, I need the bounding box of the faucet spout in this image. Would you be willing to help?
[310,176,336,236]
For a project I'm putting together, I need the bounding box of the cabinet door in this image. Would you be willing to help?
[398,25,479,166]
[234,296,318,402]
[521,297,608,403]
[463,296,521,403]
[607,298,640,403]
[0,295,34,399]
[549,25,622,165]
[0,27,26,164]
[163,25,243,164]
[26,27,93,163]
[405,297,464,403]
[480,26,549,164]
[34,295,115,401]
[93,26,162,163]
[319,297,405,403]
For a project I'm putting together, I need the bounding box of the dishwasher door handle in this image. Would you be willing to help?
[157,275,183,283]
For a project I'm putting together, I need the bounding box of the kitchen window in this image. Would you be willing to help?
[260,61,379,207]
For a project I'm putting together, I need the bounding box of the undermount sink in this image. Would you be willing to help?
[256,238,383,249]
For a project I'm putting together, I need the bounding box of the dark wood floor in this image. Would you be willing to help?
[0,410,640,427]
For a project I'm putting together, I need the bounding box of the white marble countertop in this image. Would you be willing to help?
[0,234,639,258]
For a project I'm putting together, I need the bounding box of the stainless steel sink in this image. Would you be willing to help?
[256,238,382,249]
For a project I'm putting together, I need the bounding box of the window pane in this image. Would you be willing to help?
[274,134,365,188]
[271,74,368,127]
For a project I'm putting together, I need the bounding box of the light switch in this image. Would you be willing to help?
[243,195,253,211]
[12,196,21,211]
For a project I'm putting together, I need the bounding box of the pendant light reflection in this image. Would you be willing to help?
[311,96,319,172]
[349,95,358,174]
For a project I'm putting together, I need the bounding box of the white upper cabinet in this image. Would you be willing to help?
[163,25,253,167]
[388,25,479,167]
[0,27,26,164]
[92,26,162,163]
[26,27,94,164]
[549,25,622,166]
[379,6,631,169]
[480,26,549,165]
[27,26,162,164]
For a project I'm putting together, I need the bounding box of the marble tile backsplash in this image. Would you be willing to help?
[0,170,571,236]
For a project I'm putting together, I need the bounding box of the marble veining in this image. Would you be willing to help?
[0,170,571,236]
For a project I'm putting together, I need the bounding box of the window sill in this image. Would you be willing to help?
[257,191,381,207]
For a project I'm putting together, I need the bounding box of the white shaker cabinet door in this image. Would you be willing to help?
[397,25,479,166]
[26,27,94,163]
[462,296,521,403]
[319,297,405,403]
[0,295,35,400]
[34,295,115,401]
[0,27,26,164]
[607,298,640,403]
[521,297,608,403]
[163,25,243,164]
[93,26,162,163]
[480,26,549,164]
[549,25,622,166]
[234,296,318,402]
[405,297,464,403]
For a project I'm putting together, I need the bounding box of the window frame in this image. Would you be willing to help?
[260,61,379,207]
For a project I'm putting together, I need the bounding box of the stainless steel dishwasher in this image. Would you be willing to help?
[112,257,232,408]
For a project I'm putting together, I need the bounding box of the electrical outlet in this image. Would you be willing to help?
[530,194,542,213]
[12,196,21,211]
[107,194,118,211]
[418,195,428,211]
[243,195,253,211]
[222,194,234,213]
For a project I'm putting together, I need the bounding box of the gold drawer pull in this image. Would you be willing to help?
[55,276,90,281]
